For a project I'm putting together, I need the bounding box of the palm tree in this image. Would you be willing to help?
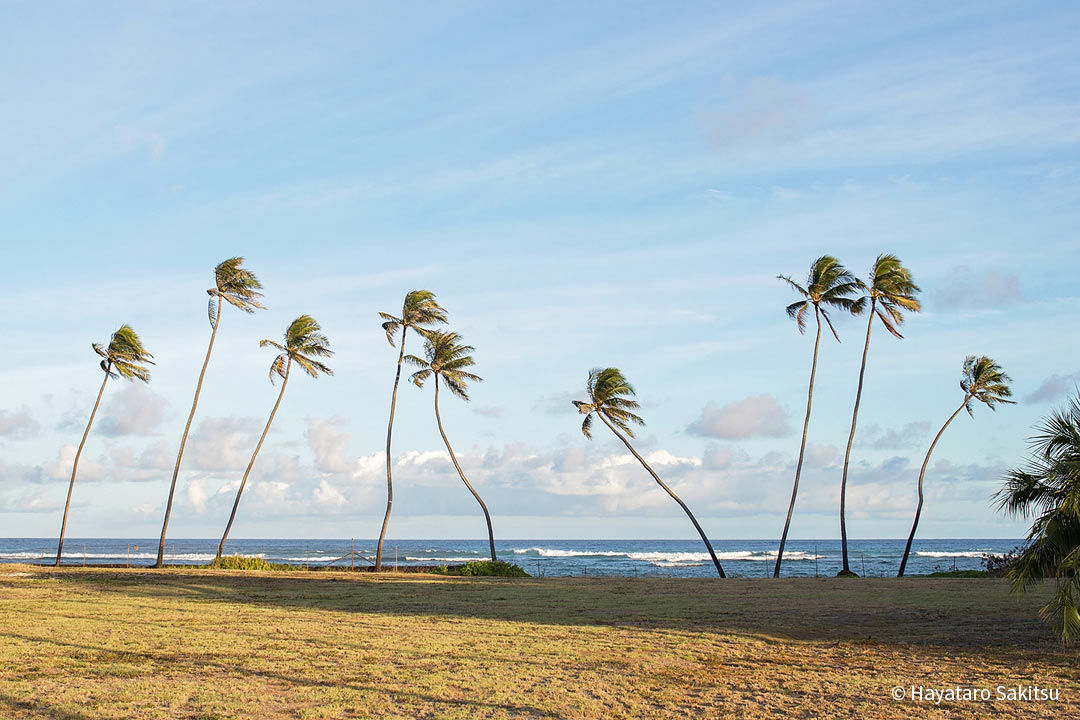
[56,325,153,566]
[837,255,921,576]
[156,257,264,567]
[376,290,448,571]
[573,367,726,578]
[775,256,862,578]
[995,391,1080,643]
[217,315,333,560]
[898,355,1013,576]
[406,331,496,561]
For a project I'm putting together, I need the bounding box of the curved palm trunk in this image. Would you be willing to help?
[157,296,223,567]
[597,412,726,578]
[217,360,291,559]
[839,305,875,574]
[434,376,496,561]
[376,331,408,571]
[55,366,111,566]
[897,399,967,577]
[775,307,823,578]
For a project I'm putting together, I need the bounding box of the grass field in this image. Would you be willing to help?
[1,565,1076,719]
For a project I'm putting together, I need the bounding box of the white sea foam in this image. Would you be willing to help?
[403,556,484,563]
[509,547,824,566]
[915,551,989,558]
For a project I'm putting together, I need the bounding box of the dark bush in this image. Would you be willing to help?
[982,547,1022,577]
[435,560,529,577]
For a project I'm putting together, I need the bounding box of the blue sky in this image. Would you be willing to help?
[1,1,1078,541]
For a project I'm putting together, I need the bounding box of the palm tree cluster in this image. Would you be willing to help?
[49,255,1042,601]
[996,393,1080,643]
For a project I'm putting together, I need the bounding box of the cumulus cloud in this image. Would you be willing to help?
[98,384,169,437]
[686,394,790,439]
[857,422,932,450]
[185,416,263,471]
[304,417,353,473]
[1025,372,1080,403]
[933,266,1024,309]
[0,407,40,439]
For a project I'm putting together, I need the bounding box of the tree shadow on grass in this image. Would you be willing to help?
[21,568,1068,652]
[0,631,560,719]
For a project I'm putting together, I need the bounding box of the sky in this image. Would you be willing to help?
[1,1,1078,542]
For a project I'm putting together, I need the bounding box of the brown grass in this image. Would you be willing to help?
[0,564,1076,719]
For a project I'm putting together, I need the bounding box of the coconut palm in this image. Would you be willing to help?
[406,331,495,561]
[217,315,333,560]
[995,391,1080,643]
[837,255,921,575]
[376,290,448,570]
[573,367,726,578]
[156,257,264,567]
[775,256,862,578]
[898,355,1013,576]
[56,325,153,566]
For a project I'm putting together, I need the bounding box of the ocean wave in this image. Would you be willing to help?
[509,547,824,566]
[403,556,484,563]
[915,551,989,558]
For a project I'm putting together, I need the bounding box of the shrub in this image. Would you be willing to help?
[207,555,294,571]
[436,560,529,577]
[982,547,1021,577]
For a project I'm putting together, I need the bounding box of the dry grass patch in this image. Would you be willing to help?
[0,564,1076,718]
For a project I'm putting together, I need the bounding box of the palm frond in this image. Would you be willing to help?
[98,325,154,384]
[214,257,265,313]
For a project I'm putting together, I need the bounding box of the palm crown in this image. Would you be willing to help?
[862,254,921,338]
[779,255,863,340]
[407,331,481,400]
[94,325,154,382]
[573,367,645,439]
[208,256,265,325]
[261,315,334,382]
[380,290,448,345]
[960,355,1014,416]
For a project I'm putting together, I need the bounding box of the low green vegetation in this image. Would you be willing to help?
[435,560,529,577]
[206,555,298,571]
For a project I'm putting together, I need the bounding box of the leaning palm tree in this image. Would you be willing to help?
[56,325,153,566]
[406,331,496,561]
[156,257,264,567]
[775,256,862,578]
[573,367,726,578]
[837,255,921,575]
[898,355,1013,576]
[376,290,448,570]
[217,315,333,560]
[995,391,1080,643]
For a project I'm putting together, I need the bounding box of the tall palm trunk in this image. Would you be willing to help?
[217,358,291,559]
[897,399,967,577]
[597,412,726,578]
[839,305,875,574]
[55,364,111,566]
[434,376,496,561]
[157,296,223,567]
[376,331,408,571]
[775,306,823,578]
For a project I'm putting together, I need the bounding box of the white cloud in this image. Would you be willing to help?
[185,416,262,472]
[709,76,813,148]
[1025,372,1080,403]
[686,394,790,439]
[98,384,169,437]
[857,422,932,450]
[304,416,353,473]
[933,266,1024,309]
[0,407,40,439]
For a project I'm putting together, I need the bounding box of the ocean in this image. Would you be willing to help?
[0,537,1021,577]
